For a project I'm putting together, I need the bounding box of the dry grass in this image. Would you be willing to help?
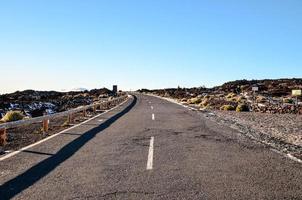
[1,111,24,122]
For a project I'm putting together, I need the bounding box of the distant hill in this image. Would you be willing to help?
[70,88,89,92]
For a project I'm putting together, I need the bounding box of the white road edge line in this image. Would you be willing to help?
[0,97,131,161]
[146,136,154,170]
[147,93,302,165]
[152,113,155,120]
[287,153,302,164]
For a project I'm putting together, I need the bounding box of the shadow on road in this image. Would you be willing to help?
[0,96,137,200]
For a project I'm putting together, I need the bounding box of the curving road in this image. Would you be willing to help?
[0,94,301,199]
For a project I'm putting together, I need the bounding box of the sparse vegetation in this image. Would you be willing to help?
[256,96,267,103]
[236,104,249,112]
[236,96,246,103]
[226,93,236,99]
[188,97,202,104]
[1,111,24,122]
[228,97,238,102]
[147,78,302,114]
[220,105,235,111]
[62,118,71,127]
[200,99,209,107]
[283,98,294,104]
[33,129,44,134]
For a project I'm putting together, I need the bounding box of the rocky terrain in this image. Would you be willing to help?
[140,78,302,114]
[0,88,114,119]
[1,95,128,153]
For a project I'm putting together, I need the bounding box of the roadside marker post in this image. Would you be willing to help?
[43,119,49,132]
[68,114,73,124]
[252,86,259,105]
[0,128,7,146]
[42,112,49,132]
[292,89,302,109]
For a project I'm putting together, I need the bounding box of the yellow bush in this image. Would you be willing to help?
[226,93,236,99]
[236,104,249,112]
[188,97,202,104]
[228,97,237,102]
[1,111,24,122]
[200,105,210,110]
[236,96,246,103]
[256,96,267,103]
[220,105,235,111]
[199,99,209,107]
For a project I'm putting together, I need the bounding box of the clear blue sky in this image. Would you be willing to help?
[0,0,301,93]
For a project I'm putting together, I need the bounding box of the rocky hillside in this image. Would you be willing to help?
[139,78,302,114]
[214,79,302,96]
[0,88,114,118]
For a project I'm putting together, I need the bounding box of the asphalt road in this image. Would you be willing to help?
[0,94,301,199]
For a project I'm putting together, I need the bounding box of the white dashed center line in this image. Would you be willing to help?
[152,113,155,120]
[151,106,153,110]
[146,136,154,170]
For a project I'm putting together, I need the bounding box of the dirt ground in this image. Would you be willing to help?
[205,110,302,159]
[2,111,99,152]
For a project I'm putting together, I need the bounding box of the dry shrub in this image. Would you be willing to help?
[1,111,24,122]
[220,105,235,111]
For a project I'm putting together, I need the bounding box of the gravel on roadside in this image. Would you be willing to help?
[202,110,302,160]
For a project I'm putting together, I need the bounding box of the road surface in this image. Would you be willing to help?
[0,94,301,199]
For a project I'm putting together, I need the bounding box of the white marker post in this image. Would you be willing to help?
[292,89,302,107]
[252,86,259,104]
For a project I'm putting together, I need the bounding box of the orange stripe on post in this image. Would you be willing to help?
[0,128,7,146]
[43,119,49,132]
